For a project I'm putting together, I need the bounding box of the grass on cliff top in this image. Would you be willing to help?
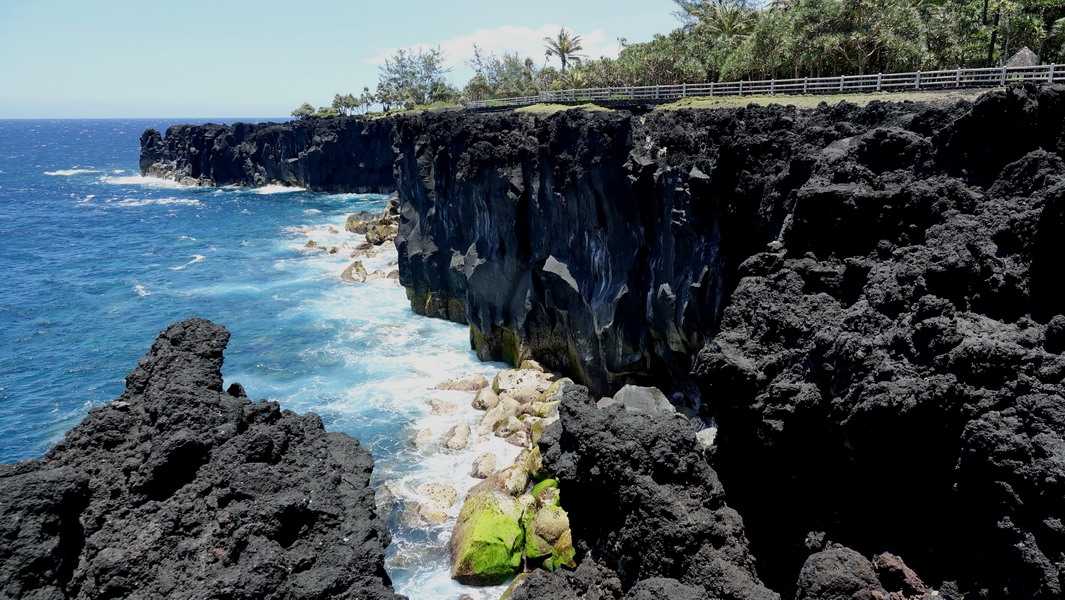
[515,103,612,115]
[654,87,996,110]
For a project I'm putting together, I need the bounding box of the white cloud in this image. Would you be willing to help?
[365,24,622,72]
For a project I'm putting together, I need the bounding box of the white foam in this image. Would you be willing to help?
[44,168,100,176]
[112,169,126,174]
[177,235,196,241]
[113,197,201,207]
[170,255,206,270]
[303,209,322,214]
[254,184,305,195]
[133,285,150,297]
[101,174,188,189]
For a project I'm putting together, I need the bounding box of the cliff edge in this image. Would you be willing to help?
[140,117,394,193]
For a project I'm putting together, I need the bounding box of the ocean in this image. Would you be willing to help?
[0,118,515,600]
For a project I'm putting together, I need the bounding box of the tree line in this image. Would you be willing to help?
[293,0,1065,116]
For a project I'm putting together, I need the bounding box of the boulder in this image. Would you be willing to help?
[795,547,886,600]
[427,398,457,415]
[341,260,369,282]
[411,428,434,450]
[472,388,500,410]
[525,504,575,571]
[345,210,382,234]
[365,222,398,245]
[477,396,521,435]
[470,452,497,479]
[519,359,546,372]
[503,388,542,405]
[493,368,555,395]
[443,423,471,451]
[872,552,927,597]
[536,377,574,404]
[414,482,458,524]
[469,464,529,498]
[611,385,674,415]
[505,430,530,448]
[434,374,490,391]
[449,490,525,585]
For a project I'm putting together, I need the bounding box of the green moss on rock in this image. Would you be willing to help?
[449,490,526,585]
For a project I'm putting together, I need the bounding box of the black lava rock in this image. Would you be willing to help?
[140,117,394,193]
[0,319,404,600]
[534,384,778,600]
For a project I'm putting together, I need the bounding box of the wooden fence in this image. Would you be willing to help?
[466,63,1063,108]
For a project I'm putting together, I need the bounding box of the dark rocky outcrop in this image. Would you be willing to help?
[0,319,404,600]
[393,84,1065,599]
[136,84,1065,600]
[694,84,1065,599]
[525,384,777,600]
[140,117,394,193]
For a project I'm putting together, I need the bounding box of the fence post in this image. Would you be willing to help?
[839,75,844,92]
[770,79,775,95]
[803,77,808,94]
[876,73,882,92]
[709,81,714,96]
[655,85,660,100]
[1050,64,1057,83]
[955,67,961,87]
[915,70,921,90]
[682,83,687,97]
[1000,65,1007,85]
[739,80,744,96]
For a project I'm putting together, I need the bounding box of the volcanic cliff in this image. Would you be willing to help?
[136,84,1065,599]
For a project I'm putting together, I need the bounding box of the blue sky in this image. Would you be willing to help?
[0,0,680,118]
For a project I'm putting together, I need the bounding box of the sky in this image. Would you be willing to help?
[0,0,680,118]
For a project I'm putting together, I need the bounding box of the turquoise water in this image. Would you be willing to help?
[0,119,513,600]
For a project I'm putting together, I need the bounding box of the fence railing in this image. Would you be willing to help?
[466,64,1062,109]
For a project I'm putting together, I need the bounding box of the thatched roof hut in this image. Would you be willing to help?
[1004,47,1040,68]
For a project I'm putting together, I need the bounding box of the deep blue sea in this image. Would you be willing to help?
[0,119,513,600]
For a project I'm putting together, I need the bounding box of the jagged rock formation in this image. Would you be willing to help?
[0,319,404,600]
[394,84,1065,599]
[519,385,779,600]
[521,383,777,600]
[136,84,1065,599]
[140,117,394,192]
[693,84,1065,599]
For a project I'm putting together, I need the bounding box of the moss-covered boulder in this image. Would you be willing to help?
[499,572,530,600]
[524,504,576,571]
[449,490,525,585]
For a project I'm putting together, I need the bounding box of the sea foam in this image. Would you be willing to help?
[44,168,101,176]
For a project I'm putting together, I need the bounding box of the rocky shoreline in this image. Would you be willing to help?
[28,81,1057,599]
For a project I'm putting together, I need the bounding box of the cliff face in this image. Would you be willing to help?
[393,84,1065,599]
[693,84,1065,598]
[135,85,1065,599]
[0,319,404,600]
[391,100,952,399]
[140,117,394,193]
[392,106,797,400]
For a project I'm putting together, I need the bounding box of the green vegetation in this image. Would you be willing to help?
[543,28,585,73]
[297,0,1063,113]
[375,46,459,111]
[514,102,611,115]
[654,87,993,110]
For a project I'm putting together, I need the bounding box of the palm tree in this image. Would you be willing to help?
[544,28,585,72]
[678,0,757,45]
